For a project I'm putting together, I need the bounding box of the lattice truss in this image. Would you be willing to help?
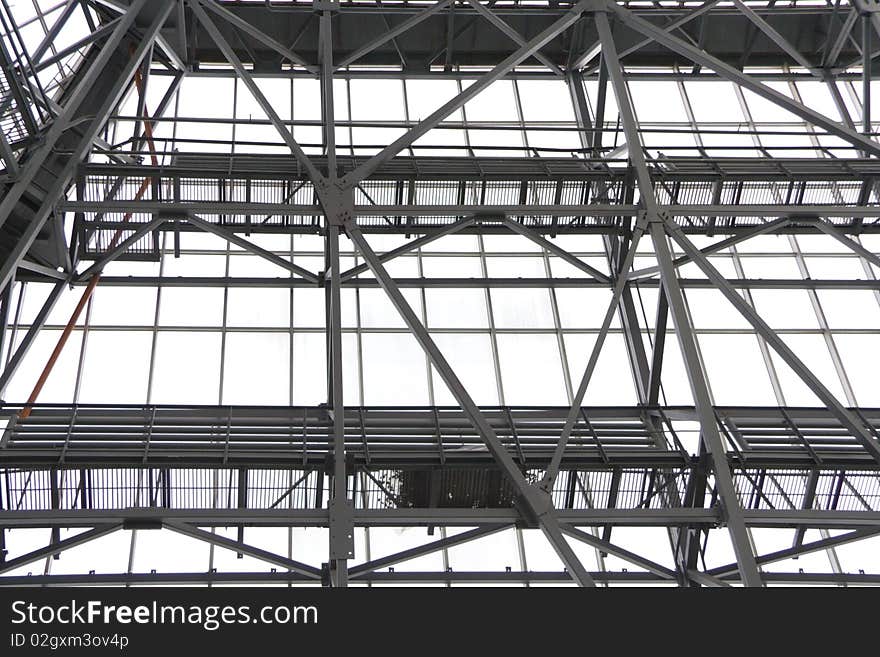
[2,0,880,587]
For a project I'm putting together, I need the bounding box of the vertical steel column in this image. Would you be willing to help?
[864,11,872,135]
[0,467,4,563]
[595,10,762,587]
[320,5,336,178]
[326,224,353,587]
[320,3,353,588]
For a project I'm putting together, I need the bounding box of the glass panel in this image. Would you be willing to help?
[496,334,567,405]
[222,332,289,405]
[79,331,152,403]
[361,333,429,405]
[151,332,221,404]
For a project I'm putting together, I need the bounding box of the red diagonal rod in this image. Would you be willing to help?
[20,56,159,419]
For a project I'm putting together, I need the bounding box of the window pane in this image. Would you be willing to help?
[490,289,555,328]
[496,334,567,405]
[361,333,428,405]
[226,288,290,327]
[152,332,221,404]
[80,332,152,403]
[222,333,289,405]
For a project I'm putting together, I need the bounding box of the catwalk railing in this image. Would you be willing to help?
[0,404,877,525]
[67,155,880,261]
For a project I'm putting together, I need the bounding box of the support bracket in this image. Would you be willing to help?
[321,186,355,227]
[328,497,355,560]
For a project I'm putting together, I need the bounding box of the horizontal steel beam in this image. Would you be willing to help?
[62,201,639,216]
[0,508,877,529]
[60,201,880,218]
[0,571,658,585]
[0,508,720,528]
[0,570,876,586]
[31,276,880,291]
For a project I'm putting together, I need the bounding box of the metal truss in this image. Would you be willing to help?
[2,1,880,588]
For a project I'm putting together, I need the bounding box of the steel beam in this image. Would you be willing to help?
[651,221,764,587]
[63,200,641,217]
[163,521,321,579]
[335,0,454,70]
[709,528,880,578]
[500,217,610,282]
[341,1,590,186]
[0,507,875,530]
[31,274,880,290]
[338,216,476,282]
[464,0,564,77]
[76,216,165,281]
[0,279,67,398]
[607,1,880,159]
[320,6,352,587]
[349,525,511,578]
[326,224,353,587]
[687,569,732,587]
[345,223,595,586]
[319,6,336,179]
[627,218,791,281]
[647,289,668,405]
[595,10,762,587]
[199,0,318,74]
[186,214,319,283]
[0,507,717,528]
[188,0,325,188]
[560,524,676,579]
[540,219,646,490]
[811,218,880,270]
[0,524,120,575]
[731,0,815,73]
[664,219,880,465]
[4,569,880,586]
[60,199,880,220]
